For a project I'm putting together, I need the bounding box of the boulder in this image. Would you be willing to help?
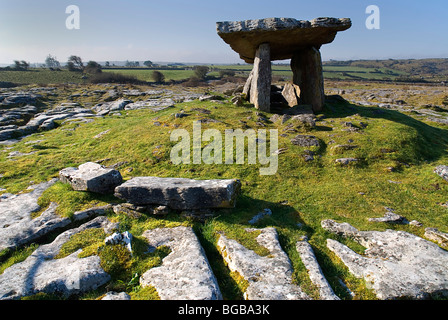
[59,162,123,194]
[114,177,241,210]
[282,83,300,107]
[140,226,222,300]
[322,219,448,299]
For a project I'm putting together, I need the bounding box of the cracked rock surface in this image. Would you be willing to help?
[140,226,222,300]
[217,227,310,300]
[322,219,448,299]
[0,216,117,300]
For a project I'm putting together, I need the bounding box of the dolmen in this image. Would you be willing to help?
[216,17,351,113]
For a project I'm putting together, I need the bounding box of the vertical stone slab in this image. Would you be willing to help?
[250,43,271,112]
[242,68,254,100]
[291,47,325,113]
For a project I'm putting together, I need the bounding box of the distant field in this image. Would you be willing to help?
[104,65,410,82]
[1,58,445,86]
[0,69,87,85]
[103,68,195,82]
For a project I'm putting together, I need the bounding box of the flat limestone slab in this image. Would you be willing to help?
[114,177,241,210]
[217,227,310,300]
[217,17,351,63]
[59,162,123,194]
[0,179,57,251]
[140,226,222,300]
[322,219,448,299]
[0,217,117,300]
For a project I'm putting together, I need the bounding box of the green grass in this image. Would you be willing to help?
[0,64,414,86]
[1,85,448,300]
[103,69,195,82]
[0,69,88,85]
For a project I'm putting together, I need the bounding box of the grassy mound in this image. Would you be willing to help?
[1,86,447,300]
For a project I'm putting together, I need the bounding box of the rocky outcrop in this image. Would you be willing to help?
[217,227,310,300]
[114,177,241,210]
[59,162,123,194]
[0,216,117,300]
[140,226,222,300]
[322,219,448,299]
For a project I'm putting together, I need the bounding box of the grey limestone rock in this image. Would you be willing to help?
[290,134,320,147]
[434,165,448,182]
[322,219,448,299]
[59,162,123,194]
[216,17,351,64]
[425,228,448,248]
[217,227,310,300]
[0,216,117,300]
[368,207,409,224]
[0,178,58,251]
[140,226,222,300]
[335,158,359,165]
[0,180,112,252]
[296,240,340,300]
[114,176,241,210]
[101,291,131,300]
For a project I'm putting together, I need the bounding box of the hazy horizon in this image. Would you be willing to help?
[1,0,447,65]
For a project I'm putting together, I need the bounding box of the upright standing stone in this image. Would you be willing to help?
[242,69,254,99]
[291,47,325,112]
[250,43,271,112]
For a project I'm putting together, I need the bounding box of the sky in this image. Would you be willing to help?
[0,0,447,65]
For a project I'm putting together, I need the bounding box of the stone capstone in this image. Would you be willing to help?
[217,227,310,300]
[0,216,117,300]
[140,226,222,300]
[322,219,448,300]
[216,17,351,63]
[114,177,241,210]
[59,162,123,194]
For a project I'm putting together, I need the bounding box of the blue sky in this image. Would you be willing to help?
[0,0,447,64]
